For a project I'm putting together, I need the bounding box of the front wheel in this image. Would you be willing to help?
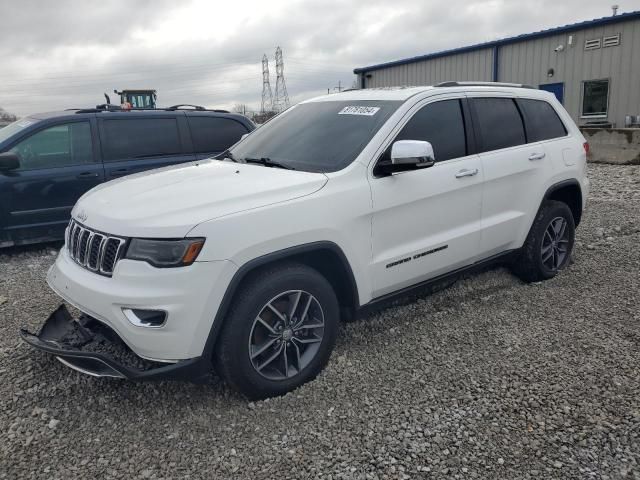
[513,200,575,283]
[214,262,339,399]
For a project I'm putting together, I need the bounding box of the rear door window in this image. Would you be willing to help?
[517,99,567,142]
[100,118,182,161]
[188,117,249,154]
[388,99,467,162]
[10,122,94,170]
[473,98,526,152]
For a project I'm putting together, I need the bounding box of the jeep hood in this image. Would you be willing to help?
[73,160,328,238]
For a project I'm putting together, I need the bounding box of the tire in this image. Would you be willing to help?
[214,262,340,399]
[512,200,575,283]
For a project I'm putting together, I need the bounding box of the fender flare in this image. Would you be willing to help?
[523,178,583,244]
[200,241,359,360]
[542,178,583,225]
[542,178,582,203]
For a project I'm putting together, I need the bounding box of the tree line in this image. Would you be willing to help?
[0,106,18,123]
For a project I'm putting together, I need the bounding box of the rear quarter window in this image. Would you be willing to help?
[473,98,526,152]
[188,117,249,154]
[517,98,567,142]
[101,118,182,161]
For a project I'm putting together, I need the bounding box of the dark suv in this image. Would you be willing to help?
[0,107,254,247]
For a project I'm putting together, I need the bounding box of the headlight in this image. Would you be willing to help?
[125,238,205,268]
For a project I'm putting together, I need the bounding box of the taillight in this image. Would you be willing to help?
[583,142,590,155]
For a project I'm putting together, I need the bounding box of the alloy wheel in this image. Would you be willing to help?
[248,290,325,381]
[541,216,570,271]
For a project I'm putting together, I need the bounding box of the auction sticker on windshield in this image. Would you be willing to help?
[338,106,380,116]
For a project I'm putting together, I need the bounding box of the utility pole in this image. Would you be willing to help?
[333,80,344,93]
[273,46,290,113]
[261,54,273,114]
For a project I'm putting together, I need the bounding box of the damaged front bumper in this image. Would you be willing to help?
[20,305,212,382]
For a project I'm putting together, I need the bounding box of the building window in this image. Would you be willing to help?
[582,80,609,117]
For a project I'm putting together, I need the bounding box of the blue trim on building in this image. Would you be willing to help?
[354,11,640,74]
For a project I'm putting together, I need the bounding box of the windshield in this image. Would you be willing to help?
[0,118,37,145]
[228,100,402,173]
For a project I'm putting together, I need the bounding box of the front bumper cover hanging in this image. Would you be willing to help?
[20,305,210,381]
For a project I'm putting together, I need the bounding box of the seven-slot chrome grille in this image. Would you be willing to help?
[66,219,127,276]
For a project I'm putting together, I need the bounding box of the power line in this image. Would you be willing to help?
[0,63,352,92]
[0,55,354,84]
[0,49,356,113]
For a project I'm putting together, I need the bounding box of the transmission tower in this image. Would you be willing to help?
[261,54,273,114]
[273,46,290,113]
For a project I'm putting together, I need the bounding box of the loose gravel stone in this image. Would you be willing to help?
[0,163,639,479]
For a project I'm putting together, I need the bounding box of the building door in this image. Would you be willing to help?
[539,83,564,104]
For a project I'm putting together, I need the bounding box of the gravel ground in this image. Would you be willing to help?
[1,163,639,480]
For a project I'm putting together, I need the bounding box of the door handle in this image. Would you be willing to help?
[455,168,479,178]
[77,172,99,179]
[528,152,546,161]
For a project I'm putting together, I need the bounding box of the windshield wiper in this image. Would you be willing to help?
[214,149,238,162]
[242,157,294,170]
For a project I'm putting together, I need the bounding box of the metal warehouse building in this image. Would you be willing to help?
[354,11,640,128]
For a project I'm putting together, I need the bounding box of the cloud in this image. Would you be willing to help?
[0,0,177,53]
[0,0,635,116]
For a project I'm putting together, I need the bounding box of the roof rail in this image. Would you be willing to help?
[166,104,230,113]
[166,104,206,111]
[74,104,125,114]
[70,104,233,114]
[435,81,535,89]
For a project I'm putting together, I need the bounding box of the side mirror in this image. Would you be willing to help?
[375,140,435,176]
[0,152,20,172]
[391,140,435,167]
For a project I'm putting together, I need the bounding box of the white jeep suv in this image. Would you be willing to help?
[22,82,589,399]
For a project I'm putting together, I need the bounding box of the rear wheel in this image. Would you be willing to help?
[513,200,575,283]
[214,262,339,399]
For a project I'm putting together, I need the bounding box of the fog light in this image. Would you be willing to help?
[122,308,167,328]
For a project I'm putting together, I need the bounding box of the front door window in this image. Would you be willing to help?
[10,122,93,170]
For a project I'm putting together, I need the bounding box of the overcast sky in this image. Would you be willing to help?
[0,0,636,116]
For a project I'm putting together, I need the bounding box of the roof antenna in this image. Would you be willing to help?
[611,4,619,16]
